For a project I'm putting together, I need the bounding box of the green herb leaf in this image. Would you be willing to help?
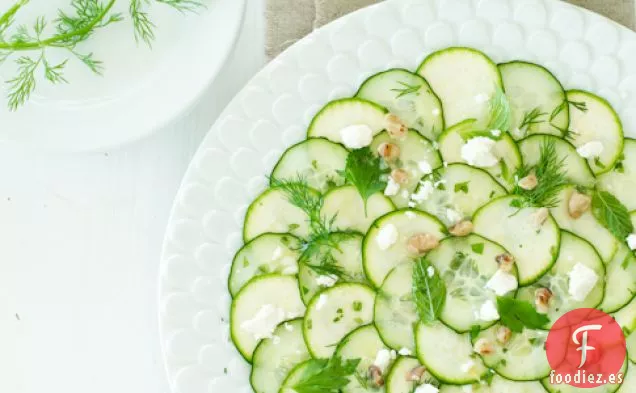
[390,81,421,98]
[470,325,481,341]
[485,86,512,132]
[292,356,361,393]
[471,243,485,255]
[454,181,470,194]
[496,297,550,333]
[592,190,634,241]
[519,107,546,131]
[412,258,446,323]
[344,147,389,215]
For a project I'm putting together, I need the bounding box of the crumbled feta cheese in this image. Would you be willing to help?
[460,360,476,373]
[568,263,599,301]
[432,108,441,117]
[398,347,412,356]
[271,246,283,260]
[340,124,373,149]
[478,300,500,321]
[486,270,519,296]
[427,266,435,278]
[390,350,397,359]
[281,263,299,275]
[418,160,433,175]
[405,211,416,219]
[474,93,489,103]
[491,129,502,137]
[240,304,287,341]
[376,224,399,250]
[415,384,439,393]
[576,141,604,159]
[408,201,416,208]
[461,137,499,167]
[627,234,636,250]
[316,275,338,287]
[446,208,463,225]
[411,181,435,202]
[384,177,400,196]
[316,294,329,310]
[373,349,392,372]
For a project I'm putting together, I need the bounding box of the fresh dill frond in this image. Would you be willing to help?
[391,81,421,98]
[6,54,40,110]
[519,107,546,131]
[550,99,588,122]
[130,0,155,45]
[569,100,588,112]
[270,175,323,225]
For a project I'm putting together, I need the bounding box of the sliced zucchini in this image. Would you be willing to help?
[417,47,503,128]
[415,321,488,384]
[474,325,551,381]
[438,119,522,190]
[427,235,516,332]
[307,98,388,144]
[616,360,634,393]
[369,130,442,208]
[516,231,605,328]
[499,61,568,139]
[386,356,439,393]
[321,186,395,233]
[613,296,636,333]
[439,376,548,393]
[519,134,596,188]
[229,233,301,297]
[627,334,636,363]
[598,139,636,211]
[298,233,367,304]
[363,209,446,288]
[250,319,310,393]
[542,360,627,393]
[566,90,624,175]
[230,275,305,362]
[279,359,321,393]
[549,186,619,262]
[356,69,444,140]
[303,283,375,358]
[473,196,560,285]
[271,138,349,192]
[598,245,636,313]
[415,163,507,227]
[243,188,315,242]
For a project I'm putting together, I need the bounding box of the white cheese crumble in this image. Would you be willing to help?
[418,160,433,175]
[398,347,412,356]
[446,208,463,225]
[460,359,476,373]
[576,141,604,159]
[627,234,636,250]
[240,304,287,341]
[376,224,399,250]
[461,137,499,168]
[491,129,502,137]
[316,294,329,310]
[568,263,599,302]
[373,349,392,373]
[411,181,435,202]
[384,176,401,196]
[340,124,373,149]
[390,350,397,359]
[415,384,439,393]
[486,270,519,296]
[478,300,500,321]
[408,201,417,208]
[427,266,435,278]
[316,275,338,288]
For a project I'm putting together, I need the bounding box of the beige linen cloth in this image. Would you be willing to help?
[266,0,636,59]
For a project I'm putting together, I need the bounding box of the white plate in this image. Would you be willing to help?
[0,0,245,152]
[158,0,636,392]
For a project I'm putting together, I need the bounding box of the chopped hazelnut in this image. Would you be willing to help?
[568,190,592,219]
[449,220,474,237]
[368,365,385,388]
[496,326,512,344]
[391,168,409,184]
[405,366,426,382]
[535,287,553,314]
[518,173,538,190]
[407,233,440,255]
[385,113,407,139]
[495,253,515,272]
[377,142,401,161]
[532,207,550,228]
[473,338,495,355]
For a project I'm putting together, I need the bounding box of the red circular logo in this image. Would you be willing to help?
[546,308,626,388]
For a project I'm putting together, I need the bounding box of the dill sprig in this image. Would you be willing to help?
[391,81,421,98]
[519,107,546,131]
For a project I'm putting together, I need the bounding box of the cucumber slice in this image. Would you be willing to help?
[298,233,367,304]
[438,119,522,190]
[307,98,388,144]
[439,376,548,393]
[321,186,395,233]
[427,235,516,332]
[474,325,551,381]
[598,245,636,313]
[598,139,636,211]
[519,134,596,188]
[516,231,605,328]
[415,321,488,384]
[369,130,442,208]
[271,138,349,192]
[386,356,439,393]
[566,90,624,175]
[363,209,446,288]
[374,263,418,352]
[230,275,306,362]
[243,187,316,242]
[279,359,320,393]
[627,334,636,363]
[614,296,636,333]
[250,319,310,393]
[229,233,301,297]
[473,196,560,285]
[499,61,568,139]
[335,325,390,393]
[303,283,375,358]
[549,186,619,262]
[616,360,634,393]
[356,69,444,140]
[415,163,507,227]
[417,47,503,128]
[542,360,627,393]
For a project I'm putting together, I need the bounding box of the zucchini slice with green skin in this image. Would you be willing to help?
[598,139,636,211]
[415,321,488,384]
[271,138,349,192]
[439,376,548,393]
[335,325,390,393]
[363,209,446,288]
[369,130,442,208]
[414,163,507,228]
[616,361,634,393]
[243,187,317,242]
[298,233,367,304]
[499,61,568,140]
[303,283,375,358]
[566,90,624,175]
[279,359,320,393]
[386,356,439,393]
[229,233,301,297]
[438,119,522,190]
[549,186,619,263]
[542,360,628,393]
[613,295,636,333]
[427,235,517,332]
[230,274,306,362]
[356,69,444,141]
[307,98,388,144]
[473,196,561,286]
[474,326,551,381]
[250,319,310,393]
[417,47,503,128]
[519,134,596,188]
[627,334,636,363]
[516,231,605,328]
[598,245,636,313]
[321,186,395,233]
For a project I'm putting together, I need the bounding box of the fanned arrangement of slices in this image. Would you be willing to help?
[229,47,636,393]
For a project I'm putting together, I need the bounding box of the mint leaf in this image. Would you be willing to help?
[592,190,633,241]
[412,258,446,323]
[497,297,549,333]
[343,147,389,215]
[471,243,485,255]
[293,356,361,393]
[454,181,470,194]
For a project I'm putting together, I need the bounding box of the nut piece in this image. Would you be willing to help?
[531,207,550,228]
[449,220,474,237]
[535,287,553,314]
[391,168,409,185]
[495,253,515,273]
[473,338,495,355]
[496,326,512,344]
[518,173,538,190]
[568,190,592,219]
[377,142,401,161]
[405,366,426,382]
[407,233,440,255]
[368,365,385,388]
[385,113,408,139]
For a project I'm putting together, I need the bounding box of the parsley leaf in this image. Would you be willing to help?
[496,297,549,333]
[592,190,634,241]
[343,147,389,215]
[412,258,446,323]
[292,356,361,393]
[471,243,485,255]
[454,181,470,194]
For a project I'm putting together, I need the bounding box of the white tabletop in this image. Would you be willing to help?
[0,2,265,392]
